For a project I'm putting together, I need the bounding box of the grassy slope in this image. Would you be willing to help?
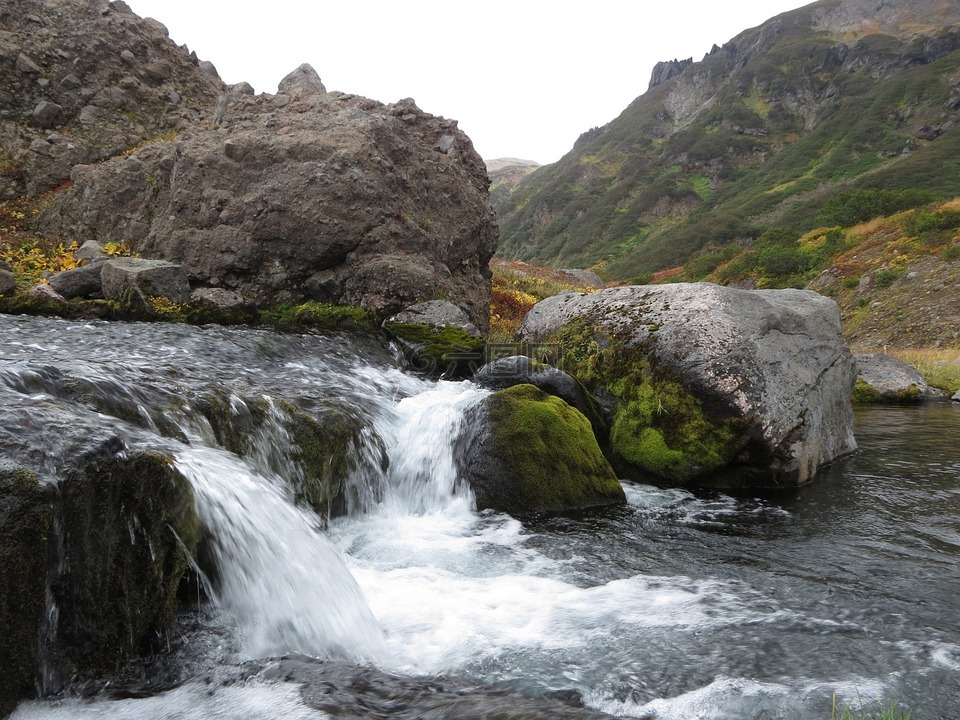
[495,0,960,284]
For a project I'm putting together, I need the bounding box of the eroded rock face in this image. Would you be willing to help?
[42,91,497,328]
[518,283,858,488]
[0,0,224,198]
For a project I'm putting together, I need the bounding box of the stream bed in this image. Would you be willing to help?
[2,314,958,720]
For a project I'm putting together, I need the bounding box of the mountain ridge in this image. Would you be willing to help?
[494,0,960,282]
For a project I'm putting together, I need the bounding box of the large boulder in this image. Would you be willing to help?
[463,384,626,516]
[47,261,105,298]
[518,283,858,488]
[42,89,497,329]
[0,269,15,296]
[854,353,944,402]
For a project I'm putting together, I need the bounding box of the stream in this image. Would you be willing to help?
[2,314,958,719]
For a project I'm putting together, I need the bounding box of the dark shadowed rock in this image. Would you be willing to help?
[47,262,105,298]
[32,100,66,128]
[518,283,857,488]
[101,257,190,304]
[278,63,326,95]
[854,353,945,402]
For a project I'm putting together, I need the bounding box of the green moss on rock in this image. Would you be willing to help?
[547,319,742,484]
[852,377,924,404]
[0,463,52,714]
[467,384,625,515]
[384,322,484,377]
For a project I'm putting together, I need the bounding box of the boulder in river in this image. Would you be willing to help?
[854,353,945,402]
[384,300,485,378]
[100,257,191,305]
[463,384,626,515]
[517,283,858,488]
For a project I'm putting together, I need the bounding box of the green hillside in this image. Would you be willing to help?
[495,0,960,282]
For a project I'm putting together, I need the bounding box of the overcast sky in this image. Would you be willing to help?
[125,0,814,164]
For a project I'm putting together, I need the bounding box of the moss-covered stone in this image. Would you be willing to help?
[50,448,200,679]
[465,384,625,516]
[198,389,378,519]
[546,319,744,485]
[383,321,484,378]
[0,463,52,714]
[852,376,924,404]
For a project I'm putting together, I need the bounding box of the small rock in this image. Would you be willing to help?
[198,60,219,79]
[120,49,135,63]
[75,240,109,263]
[952,390,960,402]
[0,269,16,296]
[229,81,255,95]
[16,53,41,74]
[47,262,105,299]
[101,258,190,305]
[189,287,250,309]
[32,101,66,128]
[855,353,942,402]
[144,61,173,84]
[388,300,480,337]
[28,283,66,303]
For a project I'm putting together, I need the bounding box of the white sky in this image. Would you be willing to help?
[124,0,814,164]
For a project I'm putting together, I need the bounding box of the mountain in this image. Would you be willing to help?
[494,0,960,281]
[486,157,540,207]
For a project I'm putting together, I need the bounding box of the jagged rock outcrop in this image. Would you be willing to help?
[0,0,224,198]
[41,88,497,328]
[518,283,858,488]
[648,58,693,89]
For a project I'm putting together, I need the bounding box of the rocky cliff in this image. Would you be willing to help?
[2,0,497,329]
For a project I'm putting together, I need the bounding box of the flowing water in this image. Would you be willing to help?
[2,314,958,720]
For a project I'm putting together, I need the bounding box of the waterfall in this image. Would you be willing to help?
[174,443,387,661]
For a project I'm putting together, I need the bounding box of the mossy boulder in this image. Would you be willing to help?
[384,301,485,378]
[198,389,385,518]
[463,384,625,516]
[0,444,200,708]
[853,353,943,403]
[0,462,53,716]
[518,283,858,488]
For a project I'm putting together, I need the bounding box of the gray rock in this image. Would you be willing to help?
[0,269,15,296]
[560,268,605,288]
[855,353,944,401]
[101,257,190,304]
[74,240,109,263]
[278,63,326,95]
[16,52,40,74]
[387,300,480,337]
[144,60,174,84]
[28,283,66,302]
[32,101,66,128]
[952,390,960,402]
[229,81,255,95]
[47,262,105,298]
[517,283,858,488]
[189,287,251,309]
[199,60,220,79]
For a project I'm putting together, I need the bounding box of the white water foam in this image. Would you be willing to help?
[174,445,385,661]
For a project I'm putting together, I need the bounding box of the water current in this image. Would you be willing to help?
[2,314,958,719]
